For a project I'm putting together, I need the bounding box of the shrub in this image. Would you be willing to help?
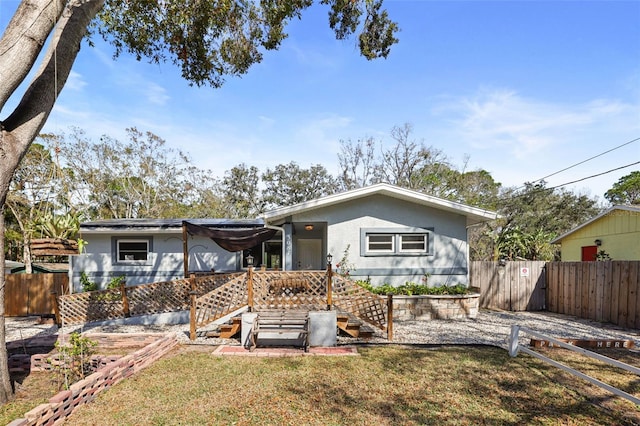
[357,281,470,296]
[50,332,97,390]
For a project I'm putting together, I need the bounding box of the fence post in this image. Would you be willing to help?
[189,278,197,341]
[247,266,254,312]
[508,325,520,357]
[326,260,333,310]
[51,291,61,326]
[387,294,393,341]
[120,281,130,318]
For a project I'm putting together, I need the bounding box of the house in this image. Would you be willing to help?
[551,205,640,261]
[261,183,498,286]
[70,218,269,291]
[70,184,498,291]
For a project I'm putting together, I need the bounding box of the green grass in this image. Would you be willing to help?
[55,345,640,425]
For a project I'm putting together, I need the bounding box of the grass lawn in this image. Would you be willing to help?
[49,344,640,425]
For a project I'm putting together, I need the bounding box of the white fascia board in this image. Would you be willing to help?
[262,183,499,225]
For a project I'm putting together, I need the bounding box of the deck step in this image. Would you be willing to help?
[336,312,373,339]
[219,316,242,338]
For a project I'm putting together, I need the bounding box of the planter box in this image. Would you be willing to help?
[393,293,480,321]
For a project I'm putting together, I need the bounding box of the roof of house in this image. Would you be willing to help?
[262,183,499,226]
[80,218,265,233]
[551,205,640,244]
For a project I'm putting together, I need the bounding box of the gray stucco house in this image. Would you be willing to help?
[70,183,498,291]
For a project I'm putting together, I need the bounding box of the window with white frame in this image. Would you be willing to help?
[366,234,395,252]
[360,227,433,256]
[400,234,427,252]
[116,239,150,262]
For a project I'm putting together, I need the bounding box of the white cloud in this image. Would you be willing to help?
[64,71,87,91]
[435,89,639,160]
[144,82,170,106]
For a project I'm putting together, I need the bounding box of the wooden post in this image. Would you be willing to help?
[51,291,61,326]
[326,261,333,310]
[387,293,393,341]
[120,281,130,318]
[182,222,189,278]
[247,266,254,312]
[189,278,197,341]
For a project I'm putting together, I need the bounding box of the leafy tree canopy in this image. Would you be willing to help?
[604,171,640,205]
[96,0,399,87]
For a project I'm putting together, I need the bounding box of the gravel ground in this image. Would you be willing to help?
[5,310,640,350]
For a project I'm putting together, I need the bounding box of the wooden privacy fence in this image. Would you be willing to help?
[470,261,547,311]
[4,273,69,316]
[546,261,640,329]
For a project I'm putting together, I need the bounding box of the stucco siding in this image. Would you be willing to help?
[71,231,237,291]
[289,195,469,286]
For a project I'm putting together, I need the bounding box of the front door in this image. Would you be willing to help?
[297,239,322,270]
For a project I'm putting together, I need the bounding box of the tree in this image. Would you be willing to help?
[262,162,337,209]
[56,127,223,219]
[219,164,264,218]
[337,136,378,191]
[471,182,602,261]
[604,171,640,205]
[0,0,399,402]
[6,142,60,272]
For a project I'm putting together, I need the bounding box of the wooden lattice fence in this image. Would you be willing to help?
[57,273,239,326]
[251,270,327,310]
[57,270,388,336]
[194,273,249,327]
[332,275,387,330]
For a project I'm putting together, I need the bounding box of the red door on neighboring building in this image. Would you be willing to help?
[581,245,598,261]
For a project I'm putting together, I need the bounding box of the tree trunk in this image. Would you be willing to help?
[0,210,13,403]
[0,0,106,403]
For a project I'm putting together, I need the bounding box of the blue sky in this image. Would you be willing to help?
[2,0,639,202]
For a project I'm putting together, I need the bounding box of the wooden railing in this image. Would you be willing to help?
[193,273,249,328]
[57,270,390,340]
[57,274,235,326]
[331,275,388,331]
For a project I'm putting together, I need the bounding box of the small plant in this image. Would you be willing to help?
[80,272,98,292]
[107,275,126,289]
[50,332,97,390]
[335,245,356,278]
[595,250,611,261]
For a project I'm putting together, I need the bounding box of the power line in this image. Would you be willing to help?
[515,136,640,191]
[545,160,640,191]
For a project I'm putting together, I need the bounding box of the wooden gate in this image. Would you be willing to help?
[4,273,69,316]
[470,261,546,311]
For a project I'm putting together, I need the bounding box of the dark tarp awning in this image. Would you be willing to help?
[183,221,277,252]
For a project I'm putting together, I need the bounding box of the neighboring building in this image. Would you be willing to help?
[551,205,640,261]
[70,184,499,291]
[4,260,23,276]
[10,263,69,274]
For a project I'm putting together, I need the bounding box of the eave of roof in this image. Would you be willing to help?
[262,183,499,226]
[80,218,265,233]
[551,205,640,244]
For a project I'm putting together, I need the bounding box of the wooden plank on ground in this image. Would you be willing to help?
[531,338,635,349]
